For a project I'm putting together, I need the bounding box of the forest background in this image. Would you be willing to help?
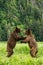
[0,0,43,41]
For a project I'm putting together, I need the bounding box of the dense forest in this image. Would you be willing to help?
[0,0,43,41]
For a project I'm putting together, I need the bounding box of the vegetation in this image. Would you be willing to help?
[0,0,43,41]
[0,42,43,65]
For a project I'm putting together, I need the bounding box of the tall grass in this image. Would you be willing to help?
[0,42,43,65]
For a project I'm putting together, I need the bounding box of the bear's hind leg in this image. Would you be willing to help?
[30,48,36,57]
[7,48,13,57]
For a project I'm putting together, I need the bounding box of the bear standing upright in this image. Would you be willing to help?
[21,29,38,57]
[7,27,25,57]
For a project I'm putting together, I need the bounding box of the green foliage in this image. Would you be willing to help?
[0,42,43,65]
[0,0,43,41]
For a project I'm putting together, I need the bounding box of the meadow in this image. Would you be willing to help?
[0,42,43,65]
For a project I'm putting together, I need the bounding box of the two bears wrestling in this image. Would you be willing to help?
[7,27,38,57]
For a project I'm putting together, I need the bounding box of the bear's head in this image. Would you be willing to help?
[25,29,32,35]
[15,27,21,33]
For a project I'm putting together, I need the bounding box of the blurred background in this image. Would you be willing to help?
[0,0,43,41]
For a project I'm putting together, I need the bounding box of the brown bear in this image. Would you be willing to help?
[21,29,38,57]
[7,27,25,57]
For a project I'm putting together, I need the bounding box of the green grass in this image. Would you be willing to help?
[0,42,43,65]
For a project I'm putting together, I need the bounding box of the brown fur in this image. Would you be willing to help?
[21,29,38,57]
[7,27,25,57]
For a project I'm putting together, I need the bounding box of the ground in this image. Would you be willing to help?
[0,42,43,65]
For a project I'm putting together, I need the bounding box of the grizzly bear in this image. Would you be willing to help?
[7,27,25,57]
[21,29,38,57]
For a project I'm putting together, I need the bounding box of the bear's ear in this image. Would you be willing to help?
[16,27,17,29]
[28,29,30,32]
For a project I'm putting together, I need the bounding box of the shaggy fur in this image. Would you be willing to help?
[7,27,25,57]
[21,29,38,57]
